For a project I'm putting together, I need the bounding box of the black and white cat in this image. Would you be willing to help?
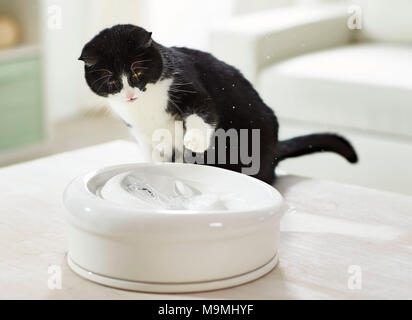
[79,24,357,184]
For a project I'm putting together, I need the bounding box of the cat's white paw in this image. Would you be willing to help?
[184,129,210,153]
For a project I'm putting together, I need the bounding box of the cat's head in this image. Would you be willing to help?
[79,24,163,102]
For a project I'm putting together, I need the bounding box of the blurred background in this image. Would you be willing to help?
[0,0,411,195]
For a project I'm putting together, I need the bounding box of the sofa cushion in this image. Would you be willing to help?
[354,0,412,43]
[257,43,412,137]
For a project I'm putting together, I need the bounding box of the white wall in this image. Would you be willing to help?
[41,0,87,121]
[234,0,293,14]
[140,0,233,51]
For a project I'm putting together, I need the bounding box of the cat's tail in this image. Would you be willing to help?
[276,133,358,163]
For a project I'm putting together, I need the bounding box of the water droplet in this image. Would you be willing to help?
[287,205,297,215]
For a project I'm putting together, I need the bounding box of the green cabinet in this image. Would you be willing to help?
[0,56,43,152]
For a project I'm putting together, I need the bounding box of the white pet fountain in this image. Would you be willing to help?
[63,163,284,293]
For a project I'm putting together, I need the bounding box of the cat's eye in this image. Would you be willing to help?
[132,71,142,79]
[108,80,117,85]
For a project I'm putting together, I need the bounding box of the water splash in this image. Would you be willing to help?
[121,173,227,210]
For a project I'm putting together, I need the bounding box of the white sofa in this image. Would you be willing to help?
[210,2,412,195]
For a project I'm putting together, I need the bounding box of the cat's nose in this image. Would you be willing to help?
[125,89,135,100]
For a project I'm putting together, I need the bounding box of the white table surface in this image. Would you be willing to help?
[1,140,411,299]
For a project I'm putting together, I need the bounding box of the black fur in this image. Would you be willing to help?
[80,24,358,184]
[79,25,162,96]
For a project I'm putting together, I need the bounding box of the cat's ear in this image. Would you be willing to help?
[78,55,98,67]
[78,46,98,67]
[143,32,153,49]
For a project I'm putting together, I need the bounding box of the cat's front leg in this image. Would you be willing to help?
[183,114,215,153]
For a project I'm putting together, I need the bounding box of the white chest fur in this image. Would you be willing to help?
[108,79,177,160]
[108,78,214,162]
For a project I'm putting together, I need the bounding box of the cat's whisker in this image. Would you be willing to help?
[91,74,111,86]
[168,93,182,102]
[96,80,108,92]
[169,88,197,94]
[95,76,112,92]
[172,82,193,86]
[170,86,196,91]
[167,97,184,115]
[88,69,113,75]
[134,59,152,63]
[131,59,152,69]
